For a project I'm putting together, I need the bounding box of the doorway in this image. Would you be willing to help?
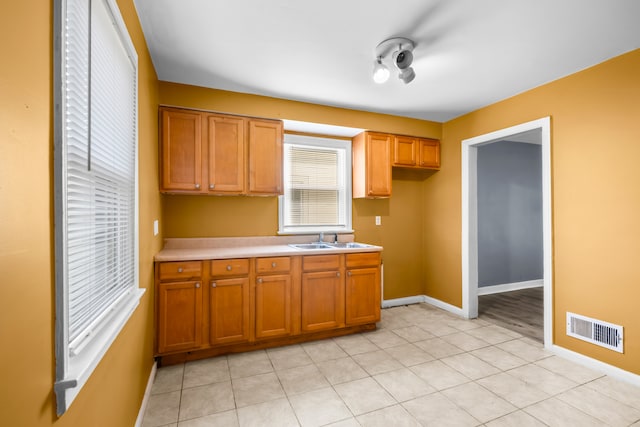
[461,117,552,347]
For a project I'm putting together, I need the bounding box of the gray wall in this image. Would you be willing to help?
[477,140,543,287]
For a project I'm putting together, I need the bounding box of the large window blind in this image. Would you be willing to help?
[279,134,352,234]
[54,0,143,415]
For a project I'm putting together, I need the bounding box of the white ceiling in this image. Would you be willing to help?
[134,0,640,123]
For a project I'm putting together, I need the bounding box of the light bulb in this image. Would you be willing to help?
[372,58,390,84]
[398,67,415,84]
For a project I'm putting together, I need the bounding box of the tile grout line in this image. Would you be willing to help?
[267,354,305,427]
[144,303,640,427]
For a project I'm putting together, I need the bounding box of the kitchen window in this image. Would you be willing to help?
[53,0,143,415]
[279,134,352,234]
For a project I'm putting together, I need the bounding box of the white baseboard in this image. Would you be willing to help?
[477,279,543,296]
[551,345,640,388]
[381,296,426,308]
[422,295,466,317]
[382,295,465,318]
[135,361,157,427]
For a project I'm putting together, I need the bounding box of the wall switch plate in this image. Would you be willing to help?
[375,216,381,226]
[153,220,159,236]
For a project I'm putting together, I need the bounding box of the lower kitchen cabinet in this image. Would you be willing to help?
[255,256,294,339]
[345,253,382,325]
[157,280,203,354]
[255,274,292,339]
[301,270,345,332]
[155,250,380,361]
[209,277,250,345]
[346,267,381,325]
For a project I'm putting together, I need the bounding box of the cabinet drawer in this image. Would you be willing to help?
[158,261,202,281]
[256,256,291,274]
[346,252,381,268]
[211,258,249,277]
[303,254,340,272]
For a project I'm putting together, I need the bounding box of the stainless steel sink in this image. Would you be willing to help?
[289,242,374,250]
[288,243,334,250]
[329,242,372,249]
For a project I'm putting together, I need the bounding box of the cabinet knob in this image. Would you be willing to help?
[347,271,352,277]
[226,265,232,271]
[211,282,216,288]
[257,278,263,284]
[195,184,200,189]
[209,183,215,189]
[336,272,340,277]
[177,267,183,273]
[195,282,200,288]
[271,262,277,268]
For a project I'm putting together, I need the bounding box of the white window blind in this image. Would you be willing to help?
[287,146,339,225]
[279,134,352,234]
[54,0,142,415]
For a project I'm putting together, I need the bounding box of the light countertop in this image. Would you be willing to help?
[154,236,383,262]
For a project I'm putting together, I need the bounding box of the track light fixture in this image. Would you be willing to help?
[372,37,416,84]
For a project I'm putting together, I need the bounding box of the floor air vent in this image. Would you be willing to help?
[566,312,623,353]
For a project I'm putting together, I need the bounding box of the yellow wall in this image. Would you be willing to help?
[159,82,440,299]
[0,0,161,425]
[435,49,640,374]
[4,6,636,423]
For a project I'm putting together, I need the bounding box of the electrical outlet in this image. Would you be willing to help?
[153,220,159,236]
[375,216,381,226]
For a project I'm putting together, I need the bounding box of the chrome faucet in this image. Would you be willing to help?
[317,232,324,244]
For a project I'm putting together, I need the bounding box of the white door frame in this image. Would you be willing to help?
[461,117,552,347]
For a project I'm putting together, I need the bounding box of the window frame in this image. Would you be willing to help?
[278,134,353,235]
[53,0,143,416]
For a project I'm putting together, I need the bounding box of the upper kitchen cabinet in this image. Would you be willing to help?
[352,131,392,198]
[160,108,203,192]
[392,135,417,167]
[248,119,283,195]
[207,114,246,194]
[159,106,283,196]
[418,138,440,169]
[392,135,440,169]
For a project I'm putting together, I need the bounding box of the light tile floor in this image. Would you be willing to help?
[143,303,640,427]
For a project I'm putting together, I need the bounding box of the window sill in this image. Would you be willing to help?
[55,288,145,416]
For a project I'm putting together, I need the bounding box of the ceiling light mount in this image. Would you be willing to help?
[373,37,416,84]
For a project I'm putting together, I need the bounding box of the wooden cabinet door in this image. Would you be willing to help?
[393,135,417,167]
[157,281,202,354]
[248,119,283,195]
[207,115,245,193]
[345,267,381,325]
[301,271,345,332]
[209,277,250,345]
[418,138,440,169]
[366,133,392,197]
[161,108,202,192]
[255,274,292,339]
[353,132,393,198]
